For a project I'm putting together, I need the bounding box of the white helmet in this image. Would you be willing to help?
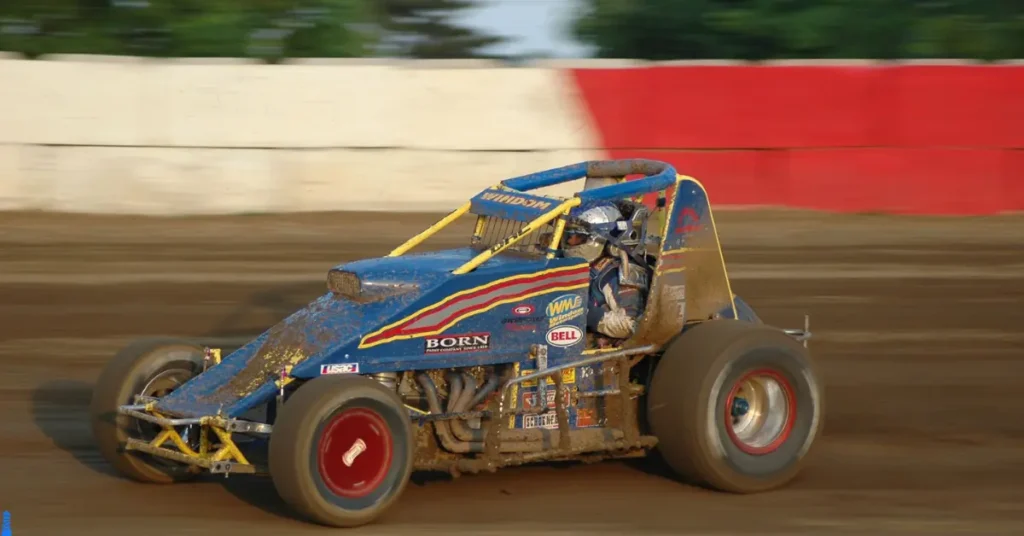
[563,203,623,262]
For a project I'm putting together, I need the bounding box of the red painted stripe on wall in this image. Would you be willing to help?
[876,65,1024,148]
[1005,150,1024,212]
[571,65,882,150]
[571,64,1024,214]
[785,149,1006,215]
[603,150,789,206]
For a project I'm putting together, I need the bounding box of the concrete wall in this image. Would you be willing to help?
[0,55,1021,215]
[0,56,601,214]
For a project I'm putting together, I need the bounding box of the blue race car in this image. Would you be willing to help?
[90,160,822,528]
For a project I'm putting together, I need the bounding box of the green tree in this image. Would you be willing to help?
[372,0,507,58]
[0,0,378,59]
[572,0,1024,61]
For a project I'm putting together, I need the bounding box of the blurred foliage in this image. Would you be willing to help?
[573,0,1024,61]
[373,0,507,58]
[0,0,378,59]
[0,0,507,59]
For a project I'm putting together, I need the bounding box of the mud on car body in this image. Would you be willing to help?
[90,159,822,528]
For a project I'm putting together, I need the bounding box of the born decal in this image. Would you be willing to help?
[424,333,491,354]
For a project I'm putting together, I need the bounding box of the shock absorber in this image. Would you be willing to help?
[370,372,399,391]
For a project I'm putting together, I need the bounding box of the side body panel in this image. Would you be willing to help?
[154,248,591,418]
[628,175,737,347]
[346,260,590,371]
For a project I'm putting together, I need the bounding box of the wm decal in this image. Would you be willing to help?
[359,265,588,348]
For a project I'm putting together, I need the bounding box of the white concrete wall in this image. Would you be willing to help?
[0,56,602,214]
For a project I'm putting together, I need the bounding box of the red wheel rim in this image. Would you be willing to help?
[317,407,393,498]
[724,369,796,455]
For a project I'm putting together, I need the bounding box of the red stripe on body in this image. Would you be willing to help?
[362,267,588,345]
[395,277,588,337]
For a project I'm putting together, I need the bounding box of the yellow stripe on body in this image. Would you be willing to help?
[358,264,588,349]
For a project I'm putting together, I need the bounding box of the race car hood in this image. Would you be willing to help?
[153,247,547,418]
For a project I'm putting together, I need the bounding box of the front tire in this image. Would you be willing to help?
[647,320,824,493]
[90,338,205,484]
[269,375,414,528]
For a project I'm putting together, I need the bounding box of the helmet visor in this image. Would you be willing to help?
[563,229,588,246]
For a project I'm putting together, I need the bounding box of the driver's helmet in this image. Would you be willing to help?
[563,202,624,262]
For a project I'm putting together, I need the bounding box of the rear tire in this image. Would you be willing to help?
[647,319,823,493]
[90,338,205,484]
[269,375,413,528]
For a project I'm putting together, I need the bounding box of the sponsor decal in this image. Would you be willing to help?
[522,412,560,430]
[504,323,537,332]
[577,408,598,428]
[359,265,589,348]
[480,191,553,211]
[503,315,543,332]
[546,325,583,347]
[673,207,702,234]
[521,367,576,387]
[502,316,544,324]
[523,390,571,410]
[509,362,521,428]
[320,363,359,375]
[545,293,585,327]
[512,304,535,316]
[664,283,686,300]
[424,333,490,354]
[663,284,687,317]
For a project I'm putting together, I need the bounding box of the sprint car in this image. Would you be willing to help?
[90,159,823,528]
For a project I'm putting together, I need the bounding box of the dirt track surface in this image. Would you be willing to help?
[1,210,1022,535]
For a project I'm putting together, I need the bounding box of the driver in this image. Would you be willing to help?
[562,203,649,347]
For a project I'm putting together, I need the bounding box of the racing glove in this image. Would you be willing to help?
[597,284,636,339]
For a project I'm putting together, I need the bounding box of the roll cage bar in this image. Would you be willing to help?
[387,159,678,274]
